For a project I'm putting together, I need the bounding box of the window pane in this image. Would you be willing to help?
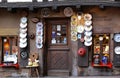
[51,24,67,44]
[2,37,18,64]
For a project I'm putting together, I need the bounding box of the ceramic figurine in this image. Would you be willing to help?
[28,58,33,66]
[94,54,100,64]
[102,54,108,64]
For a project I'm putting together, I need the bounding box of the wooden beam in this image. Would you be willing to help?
[0,1,120,8]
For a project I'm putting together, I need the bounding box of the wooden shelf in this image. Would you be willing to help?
[0,63,19,69]
[92,62,112,68]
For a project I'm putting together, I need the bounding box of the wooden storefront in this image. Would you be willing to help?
[0,0,120,77]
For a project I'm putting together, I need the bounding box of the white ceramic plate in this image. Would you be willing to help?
[20,38,27,43]
[36,22,43,28]
[84,41,92,46]
[77,25,84,33]
[20,28,27,33]
[20,23,27,28]
[84,36,92,42]
[114,46,120,54]
[85,20,92,26]
[114,34,120,42]
[19,42,27,48]
[19,33,27,38]
[84,25,92,31]
[84,31,92,36]
[84,13,92,20]
[20,17,27,23]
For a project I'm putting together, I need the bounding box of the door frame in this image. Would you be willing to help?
[43,17,72,76]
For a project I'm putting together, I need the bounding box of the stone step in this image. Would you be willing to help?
[48,70,69,76]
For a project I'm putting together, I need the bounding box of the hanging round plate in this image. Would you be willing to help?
[71,31,77,36]
[20,38,27,43]
[20,23,27,28]
[114,34,120,42]
[114,46,120,54]
[41,8,50,17]
[36,36,43,49]
[84,41,92,46]
[77,25,84,33]
[64,7,73,17]
[71,15,77,21]
[20,28,27,33]
[71,35,77,41]
[84,13,92,20]
[36,30,43,36]
[20,17,27,23]
[84,20,92,26]
[36,36,43,43]
[36,43,43,49]
[19,33,27,38]
[84,25,92,31]
[71,21,77,26]
[71,26,77,32]
[84,36,92,42]
[84,31,92,36]
[36,22,43,28]
[19,42,27,48]
[20,51,28,59]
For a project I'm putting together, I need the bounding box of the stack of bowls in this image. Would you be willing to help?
[84,14,93,46]
[19,17,28,48]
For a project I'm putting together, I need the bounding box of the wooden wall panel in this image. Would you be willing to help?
[47,51,69,70]
[0,38,2,64]
[83,7,120,33]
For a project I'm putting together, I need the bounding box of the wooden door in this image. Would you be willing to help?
[45,18,70,76]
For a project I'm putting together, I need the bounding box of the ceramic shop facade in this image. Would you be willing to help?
[0,0,120,77]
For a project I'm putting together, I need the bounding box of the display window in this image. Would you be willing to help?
[0,36,19,68]
[51,24,67,44]
[92,34,112,68]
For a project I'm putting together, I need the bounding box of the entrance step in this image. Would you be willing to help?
[48,70,69,76]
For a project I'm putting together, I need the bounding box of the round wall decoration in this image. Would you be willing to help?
[114,34,120,42]
[20,23,27,28]
[31,17,39,23]
[19,42,27,48]
[114,46,120,54]
[85,20,92,26]
[84,41,92,46]
[84,13,92,20]
[41,8,50,17]
[20,51,28,59]
[20,17,27,24]
[64,7,73,17]
[77,25,84,33]
[84,25,92,31]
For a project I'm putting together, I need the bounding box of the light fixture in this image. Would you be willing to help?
[4,38,7,42]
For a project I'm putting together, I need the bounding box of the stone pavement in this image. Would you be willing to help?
[39,75,120,78]
[39,76,120,78]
